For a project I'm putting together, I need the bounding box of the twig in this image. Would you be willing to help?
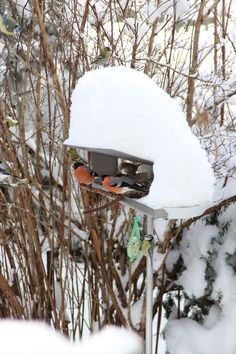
[83,195,122,214]
[186,0,206,125]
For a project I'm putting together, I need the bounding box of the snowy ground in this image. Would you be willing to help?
[0,320,143,354]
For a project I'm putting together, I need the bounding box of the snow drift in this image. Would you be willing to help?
[0,320,142,354]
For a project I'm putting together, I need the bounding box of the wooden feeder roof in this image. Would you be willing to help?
[64,144,153,165]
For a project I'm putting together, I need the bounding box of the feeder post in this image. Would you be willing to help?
[145,215,153,354]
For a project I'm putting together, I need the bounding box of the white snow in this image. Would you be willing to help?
[12,0,32,18]
[0,320,142,354]
[164,202,236,353]
[160,0,191,20]
[172,221,218,297]
[0,320,74,354]
[203,304,221,329]
[65,66,215,208]
[77,325,143,354]
[165,301,236,354]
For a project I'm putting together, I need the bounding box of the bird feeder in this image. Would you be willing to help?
[64,66,215,354]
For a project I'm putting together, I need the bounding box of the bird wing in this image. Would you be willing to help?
[109,176,145,189]
[0,16,12,35]
[6,17,17,31]
[109,177,122,187]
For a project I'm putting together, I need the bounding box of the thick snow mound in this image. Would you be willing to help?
[0,320,142,354]
[77,326,143,354]
[65,66,215,207]
[165,301,236,354]
[0,320,73,354]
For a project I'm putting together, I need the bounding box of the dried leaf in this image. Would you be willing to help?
[195,109,209,130]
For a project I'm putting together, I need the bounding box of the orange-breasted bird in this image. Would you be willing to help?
[68,148,98,186]
[73,161,98,186]
[101,175,148,194]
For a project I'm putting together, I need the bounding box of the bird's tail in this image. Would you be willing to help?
[127,181,149,193]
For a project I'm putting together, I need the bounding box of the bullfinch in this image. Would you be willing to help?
[101,175,148,194]
[73,161,98,185]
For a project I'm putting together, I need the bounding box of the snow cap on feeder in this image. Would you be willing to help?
[64,66,215,209]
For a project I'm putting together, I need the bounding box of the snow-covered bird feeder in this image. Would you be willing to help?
[64,66,215,354]
[64,66,215,217]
